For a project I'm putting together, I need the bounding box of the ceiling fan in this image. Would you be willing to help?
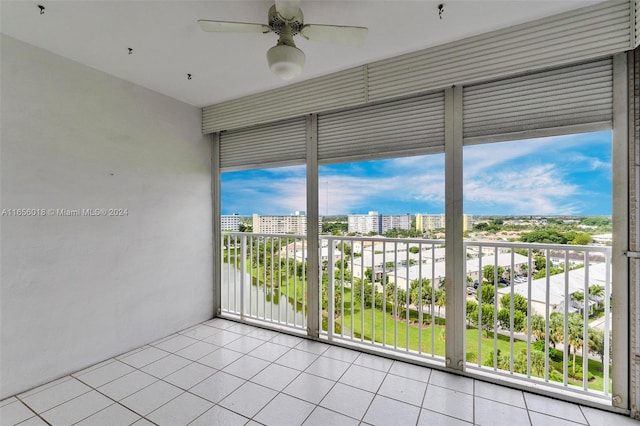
[198,0,368,80]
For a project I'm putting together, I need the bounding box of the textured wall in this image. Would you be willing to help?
[0,35,212,398]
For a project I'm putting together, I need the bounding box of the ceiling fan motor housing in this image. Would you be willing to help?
[268,5,303,36]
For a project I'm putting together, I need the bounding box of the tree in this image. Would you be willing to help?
[483,265,504,284]
[352,278,373,308]
[549,312,565,348]
[469,303,496,338]
[339,242,352,256]
[410,278,433,317]
[588,327,605,363]
[499,293,528,315]
[571,233,593,245]
[466,300,478,326]
[571,291,585,313]
[530,350,547,377]
[528,314,546,341]
[589,285,605,302]
[476,284,495,305]
[568,313,584,374]
[497,308,525,332]
[435,289,446,318]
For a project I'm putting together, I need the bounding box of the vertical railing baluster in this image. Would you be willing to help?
[302,238,306,327]
[563,249,570,387]
[327,241,335,341]
[382,243,387,347]
[240,235,246,320]
[509,249,515,374]
[350,239,354,340]
[493,250,498,370]
[477,246,483,367]
[371,241,376,345]
[360,238,365,342]
[604,249,611,395]
[340,240,345,338]
[526,249,532,378]
[544,249,550,382]
[418,244,423,355]
[405,242,410,352]
[583,257,590,391]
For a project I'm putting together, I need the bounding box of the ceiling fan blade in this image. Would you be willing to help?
[198,20,271,34]
[300,24,368,47]
[275,0,301,20]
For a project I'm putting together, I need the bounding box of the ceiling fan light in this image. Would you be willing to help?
[266,44,305,80]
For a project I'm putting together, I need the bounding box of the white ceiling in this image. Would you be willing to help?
[1,0,602,107]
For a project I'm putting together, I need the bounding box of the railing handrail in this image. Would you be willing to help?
[464,240,612,253]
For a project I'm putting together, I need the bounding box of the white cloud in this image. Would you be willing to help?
[464,164,580,215]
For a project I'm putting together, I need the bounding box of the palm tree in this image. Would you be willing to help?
[435,289,446,318]
[409,278,432,318]
[588,285,605,310]
[527,314,546,341]
[568,313,584,375]
[571,291,585,313]
[549,313,564,348]
[530,349,546,377]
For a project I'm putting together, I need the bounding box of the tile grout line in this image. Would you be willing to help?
[13,397,52,426]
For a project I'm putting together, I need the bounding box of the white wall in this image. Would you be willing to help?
[0,35,213,398]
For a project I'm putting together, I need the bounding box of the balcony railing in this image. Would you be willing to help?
[222,233,308,333]
[221,232,613,402]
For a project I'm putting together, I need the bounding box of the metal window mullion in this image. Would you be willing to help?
[611,51,630,410]
[212,133,222,318]
[306,114,320,338]
[445,85,465,371]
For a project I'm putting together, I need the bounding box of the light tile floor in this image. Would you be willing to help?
[1,318,638,426]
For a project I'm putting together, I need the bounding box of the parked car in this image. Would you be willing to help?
[498,277,510,286]
[473,280,480,289]
[466,286,477,295]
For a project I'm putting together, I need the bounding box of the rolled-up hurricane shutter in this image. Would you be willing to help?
[317,92,445,164]
[463,58,613,144]
[220,117,306,171]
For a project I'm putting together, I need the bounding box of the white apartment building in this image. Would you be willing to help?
[348,211,382,235]
[252,212,307,235]
[348,211,411,235]
[221,214,240,231]
[382,214,411,232]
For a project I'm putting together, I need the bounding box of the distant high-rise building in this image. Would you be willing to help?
[348,211,382,234]
[415,213,445,232]
[348,211,411,235]
[221,214,240,231]
[252,212,308,234]
[381,214,411,233]
[415,213,473,232]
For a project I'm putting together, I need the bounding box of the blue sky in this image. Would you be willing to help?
[221,130,612,216]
